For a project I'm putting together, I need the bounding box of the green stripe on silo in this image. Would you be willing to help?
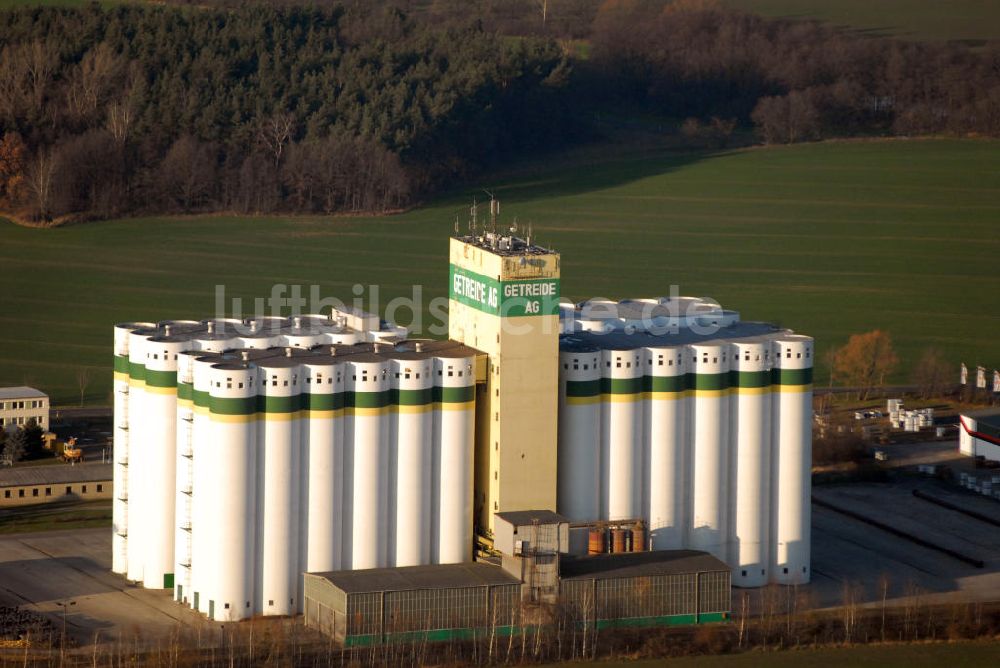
[566,379,601,397]
[645,375,688,393]
[346,391,390,409]
[303,392,345,411]
[193,389,210,408]
[772,368,812,386]
[145,369,177,389]
[691,372,729,391]
[114,355,129,374]
[393,388,434,406]
[730,370,770,388]
[433,386,475,403]
[129,362,146,381]
[178,382,193,402]
[209,395,257,415]
[600,377,644,395]
[257,395,302,414]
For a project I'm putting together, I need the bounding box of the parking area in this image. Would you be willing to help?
[810,473,1000,608]
[0,528,211,643]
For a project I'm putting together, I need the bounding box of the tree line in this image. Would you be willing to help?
[1,1,999,223]
[0,3,574,221]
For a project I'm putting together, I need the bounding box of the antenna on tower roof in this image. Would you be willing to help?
[454,214,459,235]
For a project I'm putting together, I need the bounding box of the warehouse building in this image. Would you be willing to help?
[113,224,812,622]
[0,462,112,507]
[304,511,730,645]
[959,409,1000,463]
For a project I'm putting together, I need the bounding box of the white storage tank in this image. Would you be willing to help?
[256,353,303,616]
[601,347,643,521]
[770,335,813,585]
[343,356,390,569]
[689,342,731,563]
[205,362,257,621]
[390,354,433,567]
[433,352,476,563]
[730,339,772,587]
[643,346,687,550]
[557,347,602,523]
[300,355,345,576]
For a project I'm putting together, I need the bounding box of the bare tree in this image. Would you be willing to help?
[258,113,295,167]
[76,366,92,407]
[24,147,59,221]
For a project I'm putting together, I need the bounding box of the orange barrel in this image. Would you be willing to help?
[631,524,646,552]
[588,528,606,555]
[611,528,627,553]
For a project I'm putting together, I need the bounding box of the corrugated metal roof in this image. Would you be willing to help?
[0,463,112,487]
[308,562,520,594]
[560,550,729,580]
[0,387,47,401]
[495,510,568,526]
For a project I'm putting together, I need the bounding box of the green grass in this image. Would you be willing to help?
[0,500,111,534]
[1,138,998,405]
[569,640,1000,667]
[724,0,1000,42]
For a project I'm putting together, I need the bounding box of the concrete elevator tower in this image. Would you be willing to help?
[447,215,561,536]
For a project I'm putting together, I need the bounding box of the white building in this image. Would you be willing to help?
[959,409,1000,463]
[0,386,49,433]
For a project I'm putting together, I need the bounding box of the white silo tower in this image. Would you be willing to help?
[390,354,433,567]
[731,339,772,587]
[644,345,688,550]
[256,352,303,616]
[141,333,187,590]
[557,347,601,522]
[433,352,476,564]
[125,327,153,583]
[343,356,390,569]
[770,335,813,585]
[689,342,731,563]
[204,361,257,621]
[112,322,153,575]
[300,355,345,576]
[190,352,221,615]
[601,347,643,521]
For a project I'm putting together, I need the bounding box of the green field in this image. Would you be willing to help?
[725,0,1000,42]
[571,640,1000,667]
[0,500,111,534]
[1,138,998,405]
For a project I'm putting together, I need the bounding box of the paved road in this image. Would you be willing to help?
[0,528,210,643]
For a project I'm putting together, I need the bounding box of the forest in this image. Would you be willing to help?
[0,0,998,222]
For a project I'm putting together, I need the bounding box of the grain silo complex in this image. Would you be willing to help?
[112,223,812,625]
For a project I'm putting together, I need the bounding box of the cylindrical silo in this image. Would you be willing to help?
[644,346,687,550]
[731,339,772,587]
[173,350,197,604]
[205,362,257,621]
[142,335,189,590]
[433,353,475,563]
[256,355,302,616]
[600,347,643,521]
[301,357,344,575]
[770,335,813,585]
[391,356,433,567]
[689,342,731,563]
[112,322,152,575]
[343,357,389,569]
[190,353,219,614]
[125,327,153,583]
[557,347,601,522]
